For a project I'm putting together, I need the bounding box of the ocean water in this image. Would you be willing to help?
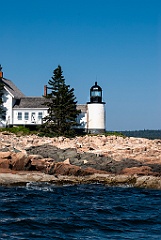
[0,183,161,240]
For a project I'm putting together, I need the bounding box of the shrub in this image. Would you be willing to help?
[0,126,31,136]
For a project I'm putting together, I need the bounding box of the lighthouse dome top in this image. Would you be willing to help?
[90,81,102,92]
[90,81,102,103]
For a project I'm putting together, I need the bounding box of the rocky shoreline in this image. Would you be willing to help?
[0,132,161,189]
[0,172,161,189]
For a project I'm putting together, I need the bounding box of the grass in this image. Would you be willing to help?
[0,127,126,138]
[0,126,34,136]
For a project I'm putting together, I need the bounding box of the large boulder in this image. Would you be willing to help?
[121,166,153,176]
[48,162,81,176]
[0,159,11,169]
[26,145,80,163]
[29,157,55,173]
[26,145,60,160]
[48,162,108,176]
[80,167,108,176]
[11,151,30,171]
[0,151,12,159]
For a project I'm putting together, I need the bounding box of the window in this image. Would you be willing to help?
[31,112,36,122]
[24,112,29,120]
[38,112,43,119]
[18,112,22,120]
[91,91,101,97]
[2,115,6,120]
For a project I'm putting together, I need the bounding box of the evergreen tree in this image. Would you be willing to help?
[42,65,80,136]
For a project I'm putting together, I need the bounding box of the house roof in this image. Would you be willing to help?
[1,75,87,113]
[13,97,47,109]
[13,97,87,112]
[2,78,25,99]
[76,104,87,113]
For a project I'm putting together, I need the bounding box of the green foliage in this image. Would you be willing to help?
[87,131,126,137]
[120,130,161,140]
[105,131,125,137]
[86,130,161,139]
[41,65,80,137]
[0,126,31,136]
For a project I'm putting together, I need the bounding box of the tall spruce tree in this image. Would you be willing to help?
[42,65,80,136]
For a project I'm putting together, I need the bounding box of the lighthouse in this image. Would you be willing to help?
[87,82,106,133]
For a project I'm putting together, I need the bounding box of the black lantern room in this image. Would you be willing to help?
[90,82,102,103]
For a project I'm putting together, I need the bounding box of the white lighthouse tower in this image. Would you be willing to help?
[87,82,106,133]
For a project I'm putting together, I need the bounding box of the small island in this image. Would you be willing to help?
[0,132,161,189]
[0,66,161,189]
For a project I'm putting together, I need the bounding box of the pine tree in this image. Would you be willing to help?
[42,65,80,136]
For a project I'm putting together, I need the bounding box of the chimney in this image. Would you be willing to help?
[0,64,3,78]
[44,85,47,96]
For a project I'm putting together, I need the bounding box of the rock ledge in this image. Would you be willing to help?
[0,172,161,190]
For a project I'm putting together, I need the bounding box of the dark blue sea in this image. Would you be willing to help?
[0,183,161,240]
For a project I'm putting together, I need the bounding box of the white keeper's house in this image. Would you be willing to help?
[0,67,106,133]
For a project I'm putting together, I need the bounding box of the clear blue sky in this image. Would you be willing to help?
[1,0,160,131]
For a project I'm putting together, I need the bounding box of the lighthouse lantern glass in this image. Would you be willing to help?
[90,82,103,103]
[91,90,101,97]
